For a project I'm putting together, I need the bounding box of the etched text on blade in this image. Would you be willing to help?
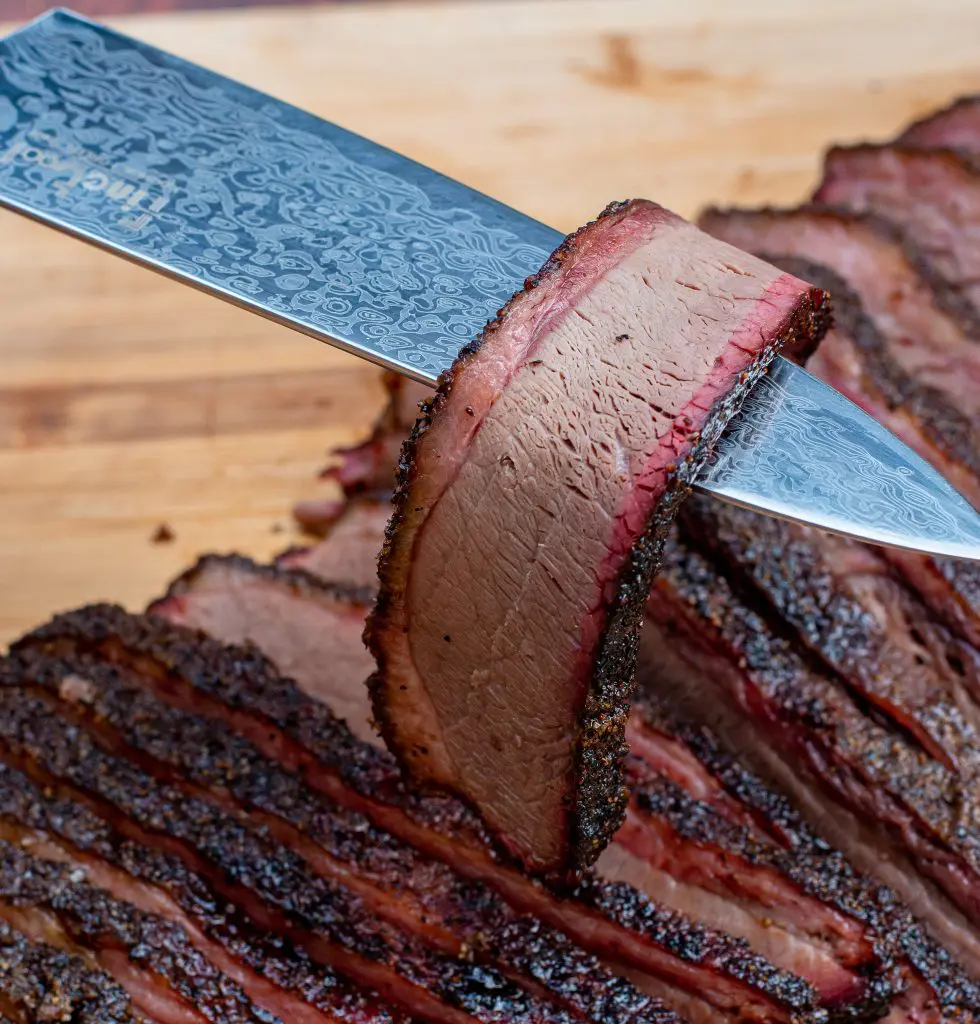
[702,361,980,559]
[0,11,557,381]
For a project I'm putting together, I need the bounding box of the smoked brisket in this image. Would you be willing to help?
[368,198,829,879]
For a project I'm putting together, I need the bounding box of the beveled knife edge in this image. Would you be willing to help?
[1,9,978,560]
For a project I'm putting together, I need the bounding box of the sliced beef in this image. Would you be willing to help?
[4,649,671,1024]
[0,919,146,1024]
[900,96,980,154]
[277,499,391,592]
[0,838,275,1024]
[640,530,980,988]
[626,700,979,1023]
[681,495,980,767]
[321,374,430,500]
[368,198,829,879]
[148,554,379,744]
[816,144,980,340]
[18,607,828,1024]
[698,206,980,652]
[0,760,406,1024]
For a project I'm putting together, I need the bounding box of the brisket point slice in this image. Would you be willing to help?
[368,197,829,879]
[148,553,379,744]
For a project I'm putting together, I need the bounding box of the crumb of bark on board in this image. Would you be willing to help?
[151,523,175,544]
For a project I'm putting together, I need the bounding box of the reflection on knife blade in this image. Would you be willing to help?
[0,8,977,561]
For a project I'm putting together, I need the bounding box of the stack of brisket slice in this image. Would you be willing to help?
[2,99,980,1024]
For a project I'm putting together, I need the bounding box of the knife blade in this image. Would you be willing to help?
[1,9,978,561]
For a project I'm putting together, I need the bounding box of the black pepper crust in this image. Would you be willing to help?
[16,603,497,854]
[2,650,670,1024]
[648,533,980,1017]
[13,607,828,1022]
[0,681,586,1024]
[625,771,895,1020]
[0,839,275,1024]
[0,918,142,1024]
[149,552,378,615]
[366,198,831,880]
[681,493,980,773]
[0,761,405,1024]
[630,696,980,1019]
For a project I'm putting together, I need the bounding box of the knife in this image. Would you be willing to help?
[1,9,978,561]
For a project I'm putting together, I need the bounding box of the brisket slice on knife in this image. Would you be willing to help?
[19,607,831,1024]
[368,197,829,879]
[698,206,980,649]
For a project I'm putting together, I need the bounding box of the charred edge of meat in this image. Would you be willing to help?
[754,254,980,483]
[899,94,980,149]
[632,696,980,1017]
[0,839,277,1024]
[816,145,980,339]
[0,759,405,1024]
[368,198,832,878]
[149,553,378,615]
[0,683,587,1024]
[13,610,829,1022]
[626,772,896,1013]
[0,918,142,1024]
[12,603,447,830]
[3,648,669,1024]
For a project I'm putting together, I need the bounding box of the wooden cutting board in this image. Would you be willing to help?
[2,0,979,643]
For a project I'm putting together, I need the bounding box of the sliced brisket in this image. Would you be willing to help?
[19,606,827,1024]
[0,918,145,1024]
[698,206,980,650]
[278,499,391,592]
[640,529,980,990]
[900,96,980,154]
[816,145,980,339]
[368,198,829,879]
[148,554,379,744]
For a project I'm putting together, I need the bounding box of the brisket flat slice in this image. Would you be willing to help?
[278,499,391,592]
[681,495,980,768]
[368,198,829,879]
[19,606,835,1023]
[640,529,980,994]
[625,699,976,1024]
[0,679,599,1024]
[900,96,980,153]
[698,206,980,650]
[815,144,980,339]
[148,554,379,744]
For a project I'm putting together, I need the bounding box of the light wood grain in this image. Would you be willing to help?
[2,0,979,641]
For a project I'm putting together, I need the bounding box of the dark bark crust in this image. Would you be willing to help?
[15,607,829,1022]
[817,144,980,340]
[631,697,980,1017]
[0,918,142,1024]
[367,199,830,879]
[1,649,663,1024]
